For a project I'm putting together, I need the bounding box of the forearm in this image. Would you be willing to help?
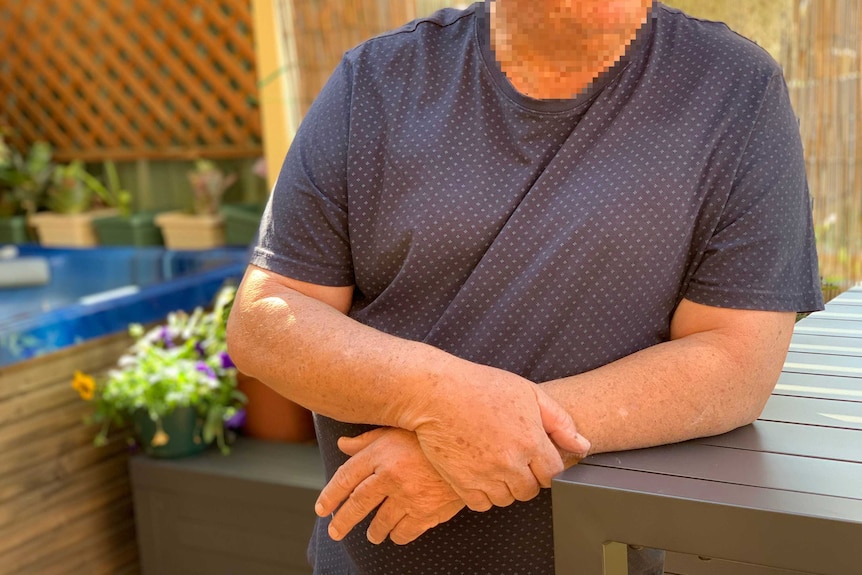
[226,270,460,430]
[228,267,590,511]
[541,327,788,458]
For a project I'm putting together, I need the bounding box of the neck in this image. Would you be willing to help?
[489,0,651,100]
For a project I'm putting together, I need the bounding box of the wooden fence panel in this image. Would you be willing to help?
[0,332,139,575]
[0,0,262,162]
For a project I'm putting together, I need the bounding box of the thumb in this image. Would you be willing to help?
[535,389,591,457]
[337,427,388,456]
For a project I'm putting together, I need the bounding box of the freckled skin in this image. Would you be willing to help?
[231,0,805,556]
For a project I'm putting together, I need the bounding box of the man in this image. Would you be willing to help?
[226,1,824,573]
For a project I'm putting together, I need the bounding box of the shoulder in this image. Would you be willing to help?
[652,3,782,83]
[342,4,478,70]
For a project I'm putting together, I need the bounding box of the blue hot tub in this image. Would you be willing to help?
[0,245,249,367]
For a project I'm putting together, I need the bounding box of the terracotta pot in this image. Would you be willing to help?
[237,372,316,443]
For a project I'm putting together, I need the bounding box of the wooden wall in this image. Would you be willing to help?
[0,333,138,575]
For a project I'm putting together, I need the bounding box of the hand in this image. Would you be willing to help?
[405,362,591,512]
[315,427,465,545]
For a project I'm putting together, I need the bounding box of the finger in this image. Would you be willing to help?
[505,470,542,502]
[316,453,376,517]
[389,516,433,546]
[328,475,387,541]
[535,388,591,456]
[485,481,517,508]
[389,500,465,545]
[337,428,389,456]
[454,487,494,512]
[366,498,407,545]
[528,454,564,489]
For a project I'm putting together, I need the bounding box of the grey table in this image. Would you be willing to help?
[552,287,862,575]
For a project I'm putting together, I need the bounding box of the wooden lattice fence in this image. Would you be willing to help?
[0,0,262,162]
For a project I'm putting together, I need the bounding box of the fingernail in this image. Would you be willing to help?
[329,526,341,540]
[315,502,325,516]
[577,434,591,454]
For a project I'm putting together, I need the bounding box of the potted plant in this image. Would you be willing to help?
[71,285,246,458]
[92,162,165,247]
[221,156,267,247]
[0,132,54,244]
[29,159,132,247]
[155,159,237,250]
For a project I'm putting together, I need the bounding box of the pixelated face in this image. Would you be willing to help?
[507,0,653,37]
[490,0,654,99]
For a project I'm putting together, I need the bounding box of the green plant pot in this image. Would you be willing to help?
[0,215,33,244]
[132,406,208,458]
[221,203,265,246]
[93,211,164,246]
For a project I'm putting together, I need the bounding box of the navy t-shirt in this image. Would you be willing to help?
[252,2,824,573]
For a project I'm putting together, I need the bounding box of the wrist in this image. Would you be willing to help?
[389,344,464,432]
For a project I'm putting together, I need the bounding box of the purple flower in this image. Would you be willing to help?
[225,408,246,430]
[195,342,206,357]
[195,362,216,379]
[219,351,235,369]
[159,326,174,348]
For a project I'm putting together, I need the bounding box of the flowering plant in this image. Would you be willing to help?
[72,285,245,454]
[187,159,237,216]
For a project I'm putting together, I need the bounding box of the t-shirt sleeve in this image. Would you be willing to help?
[684,72,824,313]
[250,57,355,287]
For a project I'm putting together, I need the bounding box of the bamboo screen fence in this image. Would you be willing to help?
[278,0,459,120]
[0,0,262,162]
[783,0,862,287]
[277,0,862,287]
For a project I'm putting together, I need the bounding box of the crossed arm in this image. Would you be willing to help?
[226,265,795,544]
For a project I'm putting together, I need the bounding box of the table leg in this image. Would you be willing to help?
[603,542,629,575]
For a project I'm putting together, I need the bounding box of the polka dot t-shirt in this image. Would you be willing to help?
[252,2,824,574]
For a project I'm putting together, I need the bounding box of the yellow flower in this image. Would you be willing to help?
[71,370,96,401]
[151,419,170,447]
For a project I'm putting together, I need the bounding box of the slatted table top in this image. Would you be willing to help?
[552,288,862,575]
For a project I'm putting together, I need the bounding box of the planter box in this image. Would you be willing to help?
[0,215,32,244]
[130,439,322,575]
[29,209,118,247]
[155,210,225,250]
[221,203,265,246]
[93,211,164,247]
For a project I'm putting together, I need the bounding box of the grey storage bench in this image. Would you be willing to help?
[130,439,324,575]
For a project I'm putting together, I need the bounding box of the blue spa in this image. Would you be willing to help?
[0,245,250,368]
